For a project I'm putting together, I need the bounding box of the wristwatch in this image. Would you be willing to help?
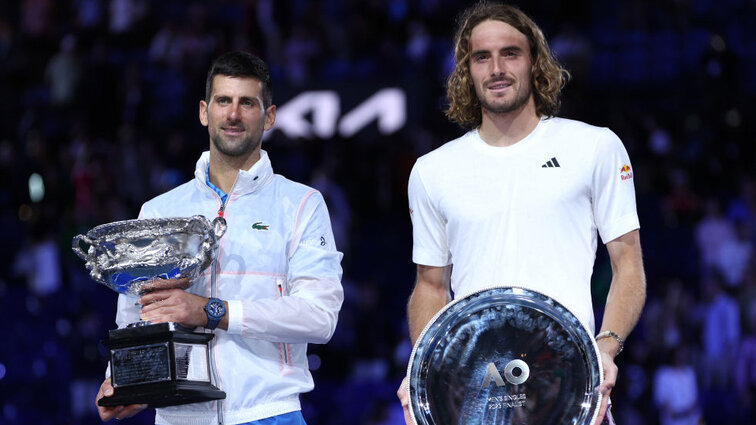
[204,297,226,330]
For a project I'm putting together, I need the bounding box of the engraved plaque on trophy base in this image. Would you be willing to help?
[99,322,226,408]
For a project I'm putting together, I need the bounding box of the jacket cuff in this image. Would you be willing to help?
[226,299,243,334]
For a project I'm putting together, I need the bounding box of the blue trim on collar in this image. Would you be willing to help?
[206,164,228,205]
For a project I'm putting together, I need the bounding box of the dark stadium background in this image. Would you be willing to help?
[1,1,754,424]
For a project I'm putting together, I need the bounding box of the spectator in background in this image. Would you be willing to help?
[283,24,321,86]
[653,347,702,425]
[700,273,740,389]
[108,0,147,36]
[148,19,182,67]
[44,35,81,106]
[695,197,736,275]
[715,220,754,288]
[12,226,62,297]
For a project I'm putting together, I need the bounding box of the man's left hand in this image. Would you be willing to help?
[141,277,191,292]
[593,339,619,425]
[138,288,208,329]
[396,376,412,424]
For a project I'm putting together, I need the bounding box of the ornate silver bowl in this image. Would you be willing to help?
[408,286,602,425]
[72,215,226,296]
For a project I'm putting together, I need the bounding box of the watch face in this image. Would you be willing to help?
[207,301,225,318]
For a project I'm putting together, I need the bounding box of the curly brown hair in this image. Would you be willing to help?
[445,2,569,128]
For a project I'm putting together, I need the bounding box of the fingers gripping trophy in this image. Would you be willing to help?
[72,215,228,408]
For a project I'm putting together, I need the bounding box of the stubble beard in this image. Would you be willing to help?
[478,80,533,115]
[210,127,261,158]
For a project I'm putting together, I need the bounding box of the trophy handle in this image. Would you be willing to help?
[72,234,93,261]
[193,217,227,273]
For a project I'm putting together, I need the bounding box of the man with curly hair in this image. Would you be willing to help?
[398,3,645,424]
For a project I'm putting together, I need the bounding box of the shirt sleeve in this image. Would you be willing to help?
[591,128,640,243]
[231,191,344,344]
[408,161,451,267]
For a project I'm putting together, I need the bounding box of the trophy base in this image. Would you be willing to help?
[98,380,226,408]
[101,322,226,408]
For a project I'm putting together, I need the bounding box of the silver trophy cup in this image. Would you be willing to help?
[73,215,228,408]
[72,215,227,296]
[408,286,603,425]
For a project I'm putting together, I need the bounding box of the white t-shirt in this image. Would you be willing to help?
[408,116,640,332]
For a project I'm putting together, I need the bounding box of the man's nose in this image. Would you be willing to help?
[490,56,505,76]
[227,102,240,120]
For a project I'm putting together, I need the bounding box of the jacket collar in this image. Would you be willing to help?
[194,149,274,196]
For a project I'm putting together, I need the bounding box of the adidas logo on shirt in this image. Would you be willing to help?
[541,157,561,168]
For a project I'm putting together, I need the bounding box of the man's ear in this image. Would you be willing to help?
[263,105,276,131]
[199,100,209,127]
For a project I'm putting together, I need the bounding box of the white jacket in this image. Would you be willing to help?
[113,150,344,425]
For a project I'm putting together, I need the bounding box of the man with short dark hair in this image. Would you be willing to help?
[96,51,344,425]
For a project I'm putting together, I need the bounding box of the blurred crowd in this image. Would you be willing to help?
[1,0,755,424]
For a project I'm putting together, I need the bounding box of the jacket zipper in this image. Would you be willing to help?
[210,195,228,425]
[277,280,289,366]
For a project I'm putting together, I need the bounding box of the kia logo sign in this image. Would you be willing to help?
[265,88,407,140]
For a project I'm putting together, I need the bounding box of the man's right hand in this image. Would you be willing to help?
[96,378,147,421]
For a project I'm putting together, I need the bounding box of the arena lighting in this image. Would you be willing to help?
[28,173,44,202]
[265,87,407,140]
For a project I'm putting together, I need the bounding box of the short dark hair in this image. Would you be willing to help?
[205,51,273,108]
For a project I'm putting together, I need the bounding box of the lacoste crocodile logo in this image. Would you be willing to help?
[252,222,270,230]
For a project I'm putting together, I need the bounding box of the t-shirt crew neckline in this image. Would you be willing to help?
[470,116,548,156]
